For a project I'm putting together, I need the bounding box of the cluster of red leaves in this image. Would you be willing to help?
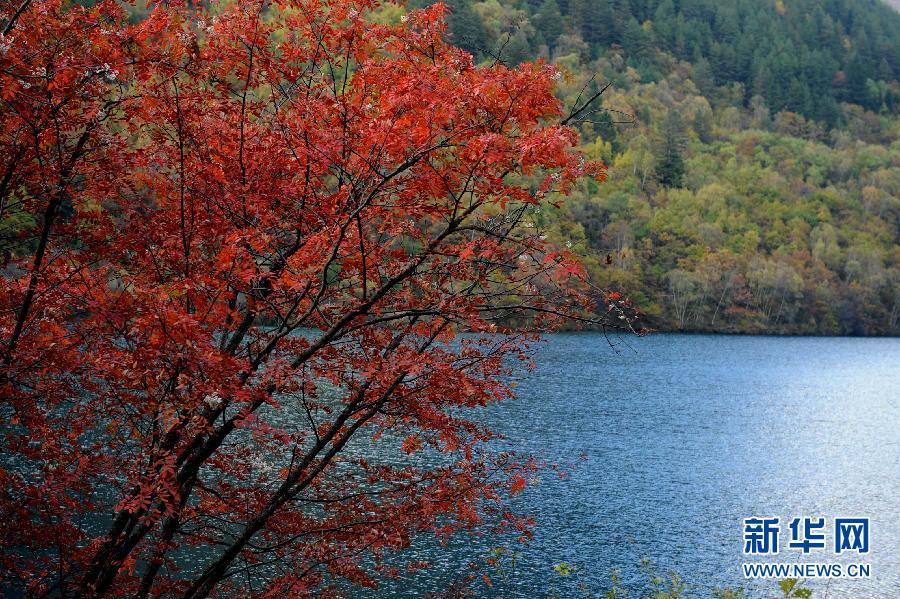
[1,1,624,597]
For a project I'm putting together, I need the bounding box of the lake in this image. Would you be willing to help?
[376,333,900,598]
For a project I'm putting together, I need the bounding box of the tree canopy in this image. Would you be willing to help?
[0,1,636,596]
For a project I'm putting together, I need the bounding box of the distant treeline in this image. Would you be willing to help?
[417,0,900,126]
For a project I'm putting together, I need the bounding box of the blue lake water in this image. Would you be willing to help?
[379,333,900,598]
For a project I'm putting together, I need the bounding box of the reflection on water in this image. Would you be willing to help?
[375,333,900,598]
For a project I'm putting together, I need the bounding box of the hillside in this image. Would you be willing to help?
[414,0,900,335]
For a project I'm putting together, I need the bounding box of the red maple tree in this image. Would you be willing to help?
[1,1,635,596]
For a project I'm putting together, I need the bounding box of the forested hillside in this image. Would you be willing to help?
[412,0,900,335]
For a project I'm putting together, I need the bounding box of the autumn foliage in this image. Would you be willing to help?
[0,1,629,596]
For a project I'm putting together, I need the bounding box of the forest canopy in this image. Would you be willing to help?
[409,0,900,335]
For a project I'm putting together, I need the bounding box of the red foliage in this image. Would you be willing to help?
[0,1,623,596]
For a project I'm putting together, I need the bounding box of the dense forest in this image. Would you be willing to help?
[404,0,900,335]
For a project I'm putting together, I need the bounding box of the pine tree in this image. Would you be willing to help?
[595,109,620,154]
[534,0,564,50]
[652,0,677,51]
[842,53,874,109]
[655,110,688,188]
[447,0,489,57]
[572,0,616,50]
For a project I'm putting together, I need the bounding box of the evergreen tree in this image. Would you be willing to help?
[655,110,687,188]
[534,0,564,49]
[653,0,677,51]
[595,109,620,154]
[842,53,875,109]
[692,55,716,97]
[447,0,489,57]
[572,0,616,49]
[621,16,652,62]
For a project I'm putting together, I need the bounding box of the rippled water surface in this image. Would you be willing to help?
[377,333,900,598]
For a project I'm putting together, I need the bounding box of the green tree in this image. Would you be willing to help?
[447,0,489,56]
[655,110,687,188]
[533,0,564,49]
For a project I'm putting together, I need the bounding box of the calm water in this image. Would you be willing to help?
[377,333,900,598]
